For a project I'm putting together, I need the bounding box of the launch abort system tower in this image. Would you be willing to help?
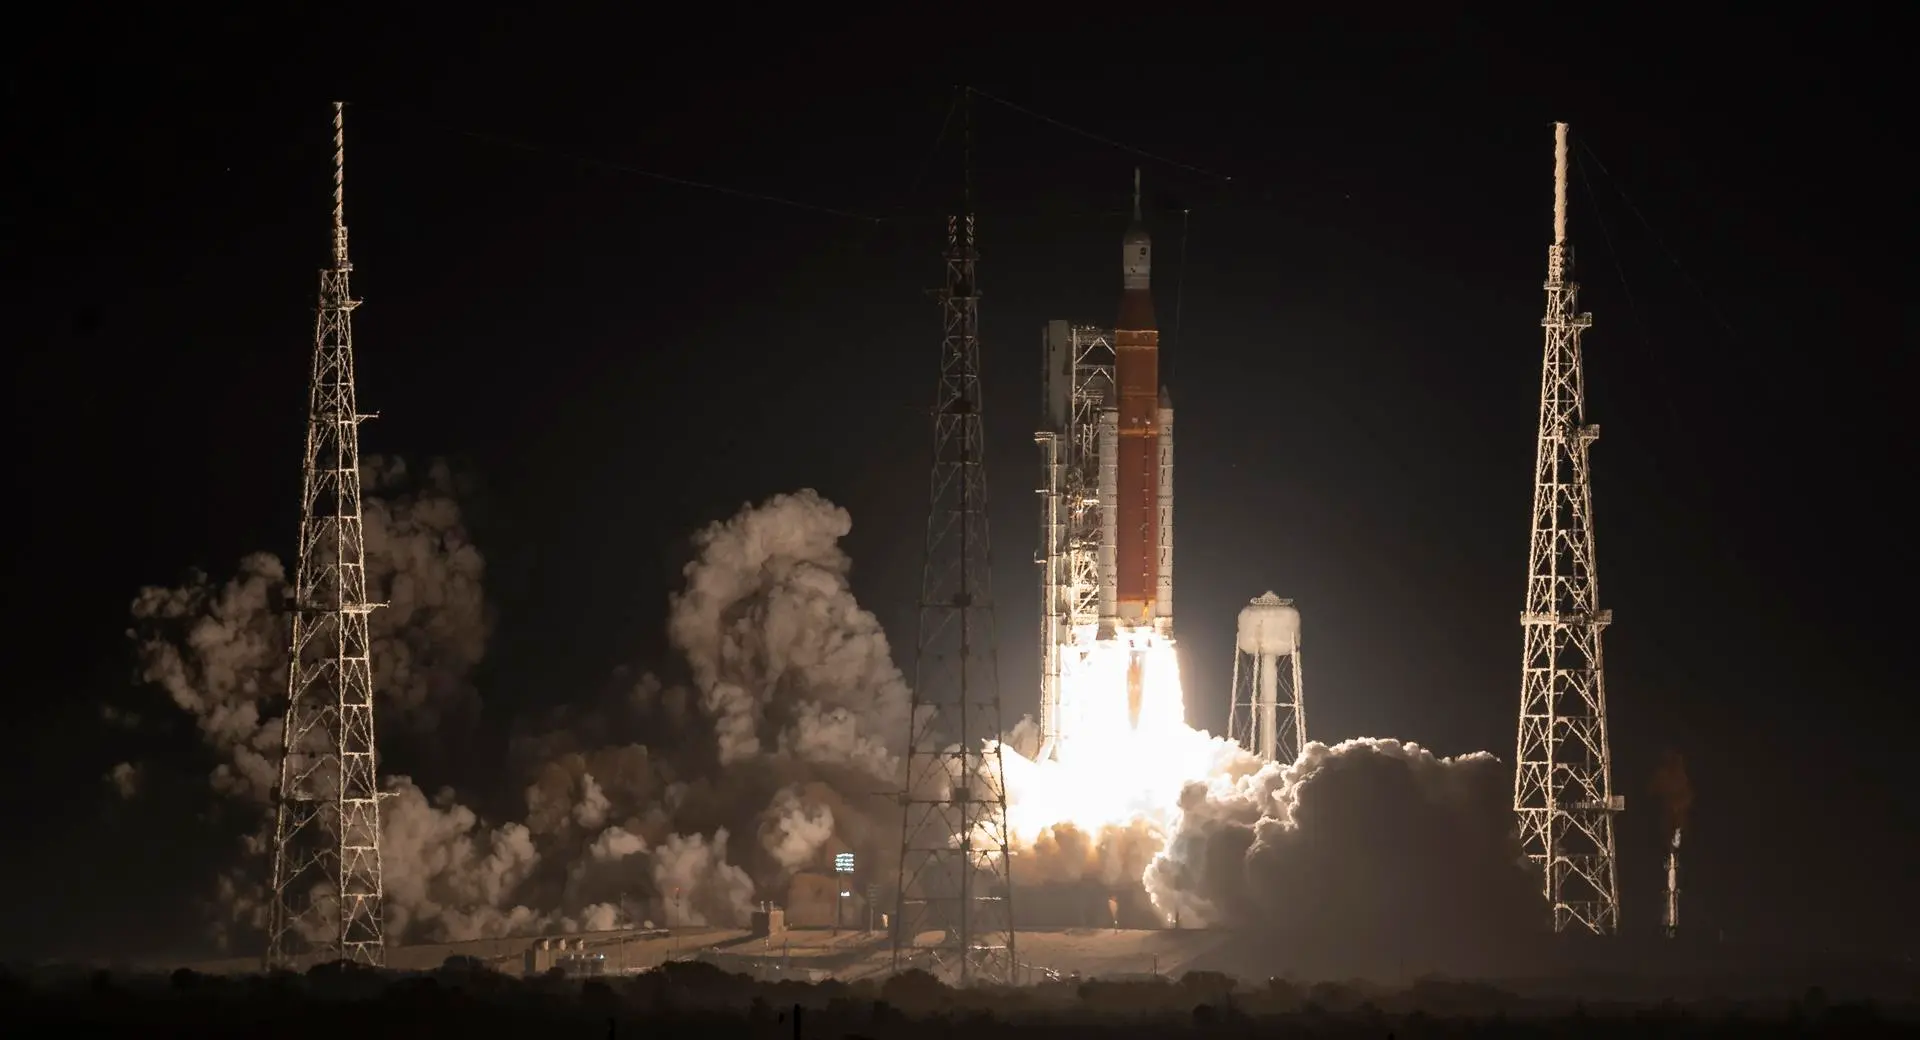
[1034,171,1175,762]
[268,102,389,968]
[1512,121,1622,936]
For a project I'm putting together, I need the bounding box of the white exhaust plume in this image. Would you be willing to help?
[994,634,1550,968]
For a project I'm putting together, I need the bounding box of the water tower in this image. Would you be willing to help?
[1227,592,1305,764]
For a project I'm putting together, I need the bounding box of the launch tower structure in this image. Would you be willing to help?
[1227,592,1305,764]
[1034,321,1115,762]
[894,96,1017,986]
[1512,121,1622,936]
[267,102,389,969]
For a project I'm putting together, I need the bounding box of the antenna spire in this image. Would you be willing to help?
[331,102,350,270]
[963,87,974,216]
[1552,121,1569,247]
[268,101,387,970]
[1513,119,1620,936]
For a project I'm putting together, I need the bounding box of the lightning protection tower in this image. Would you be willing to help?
[894,92,1017,986]
[1227,592,1305,764]
[267,101,389,969]
[1512,121,1622,936]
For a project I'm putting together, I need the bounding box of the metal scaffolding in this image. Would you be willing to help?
[893,94,1016,986]
[1512,121,1622,936]
[267,101,389,969]
[1035,322,1114,763]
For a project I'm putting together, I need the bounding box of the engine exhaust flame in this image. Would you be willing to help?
[997,633,1259,884]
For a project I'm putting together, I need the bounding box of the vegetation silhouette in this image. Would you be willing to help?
[0,957,1908,1036]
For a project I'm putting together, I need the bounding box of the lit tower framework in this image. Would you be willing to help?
[893,94,1017,985]
[1227,592,1304,765]
[1512,121,1622,935]
[267,101,389,968]
[1034,321,1115,763]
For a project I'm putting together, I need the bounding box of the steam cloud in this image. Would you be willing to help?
[1143,738,1546,979]
[124,474,1551,972]
[120,457,489,802]
[124,484,908,948]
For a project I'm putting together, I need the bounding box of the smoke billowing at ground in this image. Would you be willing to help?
[121,477,1543,977]
[1144,739,1546,978]
[120,480,908,949]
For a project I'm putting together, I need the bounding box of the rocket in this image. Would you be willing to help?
[1031,172,1177,757]
[1115,169,1164,726]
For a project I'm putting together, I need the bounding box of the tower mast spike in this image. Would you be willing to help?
[1512,120,1621,936]
[332,102,349,270]
[894,86,1016,987]
[1553,121,1569,247]
[267,101,388,970]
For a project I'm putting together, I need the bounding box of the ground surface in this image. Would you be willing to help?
[172,926,1234,981]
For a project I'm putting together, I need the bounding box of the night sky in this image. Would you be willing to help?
[7,12,1904,963]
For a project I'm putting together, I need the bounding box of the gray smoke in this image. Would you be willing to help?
[1012,819,1170,929]
[119,455,489,802]
[404,490,913,941]
[359,457,490,728]
[1144,737,1547,979]
[669,489,910,774]
[128,486,915,947]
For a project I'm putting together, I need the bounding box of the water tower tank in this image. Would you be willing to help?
[1236,592,1301,655]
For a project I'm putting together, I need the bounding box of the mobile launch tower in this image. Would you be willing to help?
[1035,171,1175,762]
[1512,121,1623,935]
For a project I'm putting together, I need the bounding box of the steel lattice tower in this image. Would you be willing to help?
[893,95,1017,986]
[267,101,389,969]
[1513,121,1622,936]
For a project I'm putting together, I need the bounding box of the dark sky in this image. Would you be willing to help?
[5,12,1904,962]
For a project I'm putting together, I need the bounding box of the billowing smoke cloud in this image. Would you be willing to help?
[358,457,490,728]
[669,489,909,775]
[125,486,910,948]
[1012,819,1168,929]
[119,456,489,802]
[1144,738,1546,979]
[124,473,1565,975]
[123,551,289,801]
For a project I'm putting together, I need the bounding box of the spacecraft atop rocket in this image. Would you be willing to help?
[1114,169,1168,631]
[1034,170,1175,762]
